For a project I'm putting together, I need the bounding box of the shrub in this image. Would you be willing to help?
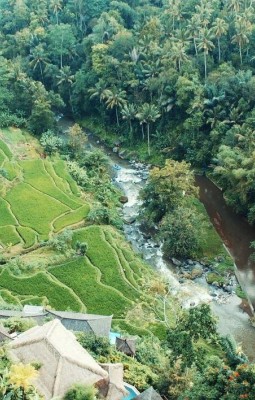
[64,384,97,400]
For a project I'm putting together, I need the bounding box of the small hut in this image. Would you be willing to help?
[134,387,163,400]
[116,337,136,357]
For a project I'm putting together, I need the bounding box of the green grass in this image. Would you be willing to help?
[0,199,17,226]
[53,204,90,232]
[2,160,18,180]
[17,226,36,248]
[49,257,132,317]
[73,226,141,301]
[53,160,81,196]
[0,289,21,306]
[5,183,69,239]
[0,269,83,311]
[0,139,12,159]
[21,159,82,210]
[0,149,6,166]
[0,226,20,246]
[44,159,71,194]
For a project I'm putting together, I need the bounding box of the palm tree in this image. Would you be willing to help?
[232,16,250,65]
[50,0,62,25]
[136,103,161,155]
[121,103,136,141]
[56,66,74,113]
[104,88,127,126]
[197,29,215,79]
[187,15,200,56]
[88,80,108,104]
[211,18,229,62]
[171,41,189,71]
[29,44,49,82]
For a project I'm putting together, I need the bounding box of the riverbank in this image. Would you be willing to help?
[59,117,255,360]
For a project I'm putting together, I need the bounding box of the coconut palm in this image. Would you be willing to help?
[88,80,109,104]
[171,41,189,71]
[232,16,250,65]
[197,29,215,79]
[211,18,229,62]
[186,15,201,56]
[104,88,127,126]
[29,44,49,82]
[121,103,136,141]
[49,0,62,25]
[136,103,161,155]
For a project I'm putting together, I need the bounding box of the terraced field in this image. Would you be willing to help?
[0,226,156,330]
[0,128,165,337]
[0,129,90,249]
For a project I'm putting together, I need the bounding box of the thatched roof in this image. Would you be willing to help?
[100,363,128,400]
[134,387,163,400]
[0,307,46,319]
[9,319,108,400]
[47,310,113,336]
[116,337,136,356]
[0,324,11,342]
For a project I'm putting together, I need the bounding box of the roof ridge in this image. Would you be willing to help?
[64,355,108,378]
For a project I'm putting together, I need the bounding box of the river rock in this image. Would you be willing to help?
[113,147,119,153]
[191,264,203,279]
[124,216,136,224]
[119,196,128,204]
[171,257,182,266]
[187,259,194,265]
[119,150,127,159]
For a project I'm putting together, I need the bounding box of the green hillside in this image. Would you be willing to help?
[0,128,89,249]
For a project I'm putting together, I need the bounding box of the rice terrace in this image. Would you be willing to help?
[0,127,162,336]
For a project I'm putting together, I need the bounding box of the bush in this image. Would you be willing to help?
[64,384,97,400]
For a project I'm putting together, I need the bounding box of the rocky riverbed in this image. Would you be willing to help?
[112,157,255,360]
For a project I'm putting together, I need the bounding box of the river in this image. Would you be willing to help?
[59,118,255,360]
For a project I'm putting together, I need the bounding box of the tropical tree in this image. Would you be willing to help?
[49,0,63,25]
[171,41,189,71]
[88,80,109,104]
[232,15,251,64]
[29,44,49,82]
[121,103,136,141]
[197,28,215,79]
[104,88,127,126]
[211,18,229,61]
[136,103,161,155]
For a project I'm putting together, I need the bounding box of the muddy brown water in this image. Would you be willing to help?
[196,175,255,309]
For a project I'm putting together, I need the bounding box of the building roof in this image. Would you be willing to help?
[47,310,113,336]
[134,387,163,400]
[100,363,128,400]
[116,337,136,356]
[0,324,12,341]
[9,319,108,400]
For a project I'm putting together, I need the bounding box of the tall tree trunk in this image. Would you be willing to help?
[239,42,243,65]
[141,124,145,140]
[147,123,150,156]
[116,107,119,126]
[218,37,221,62]
[129,120,133,142]
[60,32,63,69]
[194,38,198,56]
[204,50,207,79]
[39,62,44,83]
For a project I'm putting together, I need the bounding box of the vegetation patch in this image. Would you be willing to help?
[53,204,90,232]
[0,269,83,311]
[49,257,131,317]
[0,226,20,246]
[16,226,36,248]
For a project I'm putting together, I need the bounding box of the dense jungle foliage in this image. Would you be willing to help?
[0,0,255,223]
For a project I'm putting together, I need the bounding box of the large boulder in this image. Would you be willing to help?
[119,196,128,204]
